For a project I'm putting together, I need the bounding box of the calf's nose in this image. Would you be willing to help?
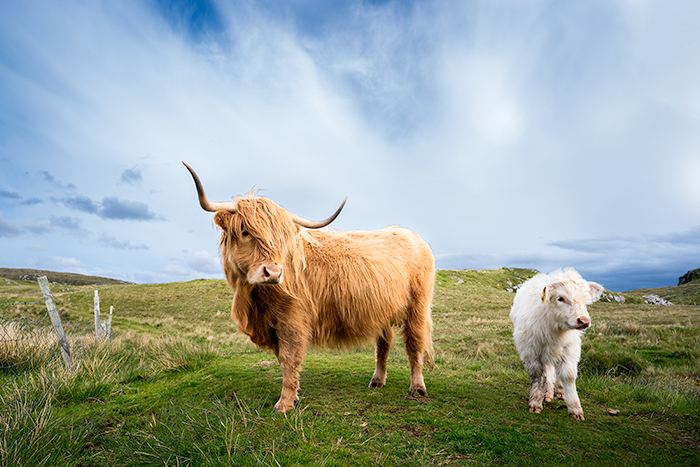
[577,316,590,329]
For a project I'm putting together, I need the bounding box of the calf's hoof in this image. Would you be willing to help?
[544,397,553,403]
[368,380,385,389]
[529,407,542,414]
[570,412,585,421]
[409,387,427,396]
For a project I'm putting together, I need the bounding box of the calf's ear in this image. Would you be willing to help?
[588,281,604,301]
[540,285,550,303]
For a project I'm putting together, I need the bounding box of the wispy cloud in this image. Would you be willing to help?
[0,189,42,206]
[120,166,143,186]
[19,198,43,206]
[59,195,101,215]
[99,197,163,221]
[0,190,22,200]
[40,171,76,191]
[0,212,86,237]
[0,212,21,237]
[185,250,221,274]
[50,216,87,235]
[98,234,149,251]
[57,195,164,221]
[36,256,88,275]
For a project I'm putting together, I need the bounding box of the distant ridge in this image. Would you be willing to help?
[0,268,132,286]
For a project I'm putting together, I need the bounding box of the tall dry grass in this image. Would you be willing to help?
[0,322,56,371]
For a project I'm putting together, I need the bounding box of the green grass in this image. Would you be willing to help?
[1,268,699,466]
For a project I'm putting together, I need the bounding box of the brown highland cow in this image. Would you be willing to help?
[184,162,435,413]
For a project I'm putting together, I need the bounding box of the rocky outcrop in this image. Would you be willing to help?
[601,291,626,303]
[678,268,700,286]
[643,294,673,306]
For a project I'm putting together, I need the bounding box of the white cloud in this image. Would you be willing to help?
[186,250,221,274]
[35,256,88,275]
[160,265,190,277]
[98,234,149,251]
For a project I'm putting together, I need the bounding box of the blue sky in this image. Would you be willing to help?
[1,0,699,291]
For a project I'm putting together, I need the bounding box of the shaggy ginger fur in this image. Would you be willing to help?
[213,195,435,414]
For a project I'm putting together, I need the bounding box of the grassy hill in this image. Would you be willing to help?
[0,267,132,287]
[1,268,698,466]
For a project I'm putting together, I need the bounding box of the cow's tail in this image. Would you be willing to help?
[423,313,435,371]
[424,347,435,371]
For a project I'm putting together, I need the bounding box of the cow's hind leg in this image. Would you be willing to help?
[404,297,433,396]
[369,327,393,389]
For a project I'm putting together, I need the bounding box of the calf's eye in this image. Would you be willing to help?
[241,231,250,237]
[557,296,565,303]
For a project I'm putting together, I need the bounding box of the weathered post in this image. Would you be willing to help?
[37,276,73,369]
[94,290,104,341]
[105,305,113,339]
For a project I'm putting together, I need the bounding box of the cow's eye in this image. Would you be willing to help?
[557,296,565,303]
[241,230,250,237]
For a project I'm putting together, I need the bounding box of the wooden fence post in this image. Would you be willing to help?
[94,290,104,341]
[105,305,113,339]
[37,276,73,369]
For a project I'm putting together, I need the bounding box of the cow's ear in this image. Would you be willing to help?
[540,285,550,303]
[588,281,604,301]
[213,211,233,231]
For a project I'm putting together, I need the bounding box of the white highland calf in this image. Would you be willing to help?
[510,268,604,420]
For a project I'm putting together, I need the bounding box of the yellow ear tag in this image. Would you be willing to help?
[540,288,547,303]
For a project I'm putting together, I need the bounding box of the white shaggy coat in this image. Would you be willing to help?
[510,268,603,420]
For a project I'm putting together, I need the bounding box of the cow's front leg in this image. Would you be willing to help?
[273,328,307,414]
[369,327,393,389]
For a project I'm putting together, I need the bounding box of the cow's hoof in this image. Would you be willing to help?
[529,407,542,414]
[556,392,565,400]
[570,412,585,421]
[369,380,385,389]
[409,387,427,396]
[544,397,553,403]
[273,400,295,414]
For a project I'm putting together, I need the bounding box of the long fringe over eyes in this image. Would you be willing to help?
[218,194,308,287]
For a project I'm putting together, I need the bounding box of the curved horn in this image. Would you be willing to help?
[182,162,237,212]
[288,197,347,229]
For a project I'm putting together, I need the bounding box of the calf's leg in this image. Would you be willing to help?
[524,357,545,413]
[554,379,565,400]
[369,327,393,389]
[557,353,584,420]
[543,363,556,402]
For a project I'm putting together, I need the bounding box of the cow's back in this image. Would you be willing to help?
[304,226,434,347]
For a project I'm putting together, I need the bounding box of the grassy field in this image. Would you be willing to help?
[1,269,698,466]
